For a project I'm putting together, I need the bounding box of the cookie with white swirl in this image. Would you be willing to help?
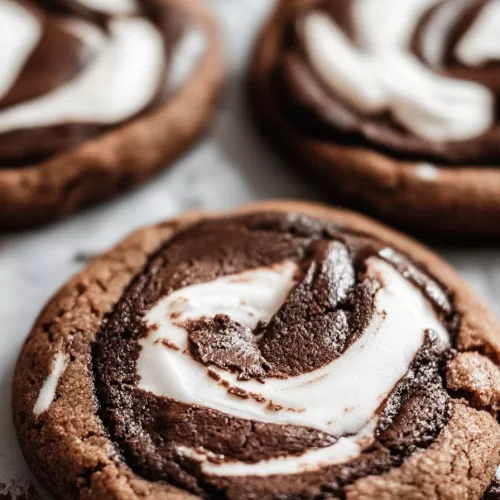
[13,201,500,499]
[249,0,500,238]
[0,0,224,228]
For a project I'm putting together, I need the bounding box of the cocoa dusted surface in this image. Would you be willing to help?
[93,211,457,498]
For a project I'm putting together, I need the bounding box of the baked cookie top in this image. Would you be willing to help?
[13,202,500,499]
[249,1,500,237]
[0,0,202,167]
[279,0,500,165]
[0,0,224,229]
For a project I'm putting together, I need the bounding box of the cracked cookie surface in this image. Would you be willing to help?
[13,202,500,499]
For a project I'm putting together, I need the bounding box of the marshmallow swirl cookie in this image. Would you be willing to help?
[250,0,500,237]
[0,0,223,228]
[13,202,500,499]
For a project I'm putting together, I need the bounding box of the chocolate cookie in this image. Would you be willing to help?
[249,0,500,238]
[0,0,224,229]
[13,201,500,499]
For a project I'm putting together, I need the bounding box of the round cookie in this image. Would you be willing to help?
[249,0,500,238]
[13,201,500,499]
[0,0,224,229]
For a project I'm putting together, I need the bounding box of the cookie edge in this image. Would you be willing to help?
[12,200,500,499]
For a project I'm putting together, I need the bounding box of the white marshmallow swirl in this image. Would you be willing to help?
[3,22,162,133]
[303,0,498,142]
[33,351,68,416]
[0,4,164,132]
[75,0,138,15]
[0,1,42,100]
[0,0,206,137]
[137,257,450,477]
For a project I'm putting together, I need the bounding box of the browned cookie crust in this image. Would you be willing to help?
[13,201,500,499]
[0,0,224,230]
[249,0,500,238]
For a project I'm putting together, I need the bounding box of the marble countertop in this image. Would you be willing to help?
[1,0,499,496]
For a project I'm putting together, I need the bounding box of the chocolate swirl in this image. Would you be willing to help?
[483,470,500,500]
[94,212,459,499]
[0,0,201,167]
[278,0,500,164]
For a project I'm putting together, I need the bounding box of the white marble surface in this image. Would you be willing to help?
[0,0,499,496]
